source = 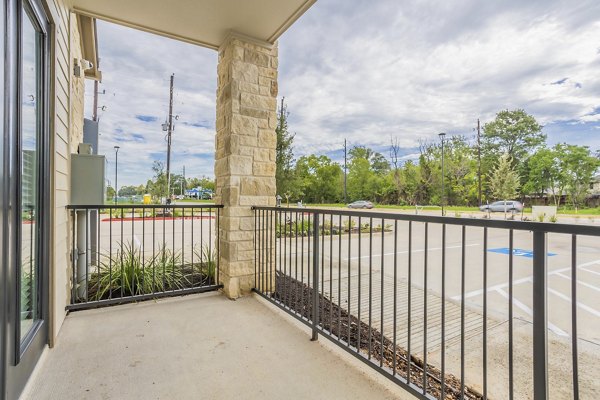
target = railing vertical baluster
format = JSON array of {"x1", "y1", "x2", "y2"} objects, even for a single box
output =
[
  {"x1": 347, "y1": 215, "x2": 352, "y2": 347},
  {"x1": 357, "y1": 215, "x2": 362, "y2": 350},
  {"x1": 292, "y1": 210, "x2": 296, "y2": 308},
  {"x1": 311, "y1": 211, "x2": 320, "y2": 341},
  {"x1": 86, "y1": 211, "x2": 89, "y2": 303},
  {"x1": 338, "y1": 214, "x2": 342, "y2": 339},
  {"x1": 483, "y1": 226, "x2": 488, "y2": 400},
  {"x1": 191, "y1": 208, "x2": 194, "y2": 287},
  {"x1": 329, "y1": 214, "x2": 333, "y2": 333},
  {"x1": 71, "y1": 210, "x2": 77, "y2": 303},
  {"x1": 368, "y1": 217, "x2": 373, "y2": 359},
  {"x1": 182, "y1": 206, "x2": 185, "y2": 282},
  {"x1": 321, "y1": 213, "x2": 325, "y2": 326},
  {"x1": 461, "y1": 225, "x2": 466, "y2": 398},
  {"x1": 110, "y1": 207, "x2": 113, "y2": 299},
  {"x1": 142, "y1": 207, "x2": 146, "y2": 290},
  {"x1": 199, "y1": 208, "x2": 203, "y2": 286},
  {"x1": 380, "y1": 218, "x2": 385, "y2": 367},
  {"x1": 295, "y1": 211, "x2": 299, "y2": 314},
  {"x1": 208, "y1": 208, "x2": 212, "y2": 285},
  {"x1": 407, "y1": 220, "x2": 412, "y2": 384},
  {"x1": 441, "y1": 223, "x2": 446, "y2": 399},
  {"x1": 132, "y1": 207, "x2": 135, "y2": 295},
  {"x1": 422, "y1": 222, "x2": 428, "y2": 394},
  {"x1": 120, "y1": 208, "x2": 124, "y2": 298},
  {"x1": 278, "y1": 210, "x2": 282, "y2": 297},
  {"x1": 301, "y1": 211, "x2": 305, "y2": 319},
  {"x1": 393, "y1": 220, "x2": 398, "y2": 376},
  {"x1": 254, "y1": 210, "x2": 257, "y2": 289},
  {"x1": 260, "y1": 210, "x2": 264, "y2": 292},
  {"x1": 571, "y1": 234, "x2": 579, "y2": 400},
  {"x1": 152, "y1": 207, "x2": 155, "y2": 293},
  {"x1": 284, "y1": 210, "x2": 288, "y2": 298},
  {"x1": 162, "y1": 206, "x2": 166, "y2": 291},
  {"x1": 172, "y1": 206, "x2": 176, "y2": 291},
  {"x1": 217, "y1": 208, "x2": 220, "y2": 285},
  {"x1": 509, "y1": 229, "x2": 514, "y2": 400},
  {"x1": 532, "y1": 230, "x2": 548, "y2": 400}
]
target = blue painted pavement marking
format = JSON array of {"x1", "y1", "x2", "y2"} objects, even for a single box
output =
[{"x1": 488, "y1": 247, "x2": 557, "y2": 258}]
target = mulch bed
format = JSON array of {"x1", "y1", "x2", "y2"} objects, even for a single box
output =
[{"x1": 271, "y1": 273, "x2": 484, "y2": 400}]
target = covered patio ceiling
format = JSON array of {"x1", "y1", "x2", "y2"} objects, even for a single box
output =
[{"x1": 71, "y1": 0, "x2": 316, "y2": 50}]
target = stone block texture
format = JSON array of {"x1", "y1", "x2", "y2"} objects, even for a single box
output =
[{"x1": 215, "y1": 35, "x2": 278, "y2": 298}]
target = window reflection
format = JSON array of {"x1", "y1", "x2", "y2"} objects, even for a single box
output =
[{"x1": 20, "y1": 8, "x2": 40, "y2": 340}]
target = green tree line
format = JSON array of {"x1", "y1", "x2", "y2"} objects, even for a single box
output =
[
  {"x1": 276, "y1": 105, "x2": 600, "y2": 209},
  {"x1": 114, "y1": 161, "x2": 215, "y2": 200}
]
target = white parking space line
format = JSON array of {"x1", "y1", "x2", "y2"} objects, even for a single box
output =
[
  {"x1": 548, "y1": 287, "x2": 600, "y2": 318},
  {"x1": 347, "y1": 243, "x2": 479, "y2": 260},
  {"x1": 580, "y1": 266, "x2": 600, "y2": 277},
  {"x1": 496, "y1": 288, "x2": 569, "y2": 337},
  {"x1": 455, "y1": 258, "x2": 600, "y2": 301},
  {"x1": 555, "y1": 272, "x2": 600, "y2": 293}
]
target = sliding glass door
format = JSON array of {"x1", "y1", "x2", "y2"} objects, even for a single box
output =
[{"x1": 2, "y1": 0, "x2": 49, "y2": 398}]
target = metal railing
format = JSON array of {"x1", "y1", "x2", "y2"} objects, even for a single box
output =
[
  {"x1": 67, "y1": 204, "x2": 222, "y2": 310},
  {"x1": 252, "y1": 206, "x2": 600, "y2": 400}
]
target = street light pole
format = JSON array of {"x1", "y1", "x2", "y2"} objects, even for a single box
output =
[
  {"x1": 114, "y1": 145, "x2": 120, "y2": 204},
  {"x1": 438, "y1": 132, "x2": 446, "y2": 216}
]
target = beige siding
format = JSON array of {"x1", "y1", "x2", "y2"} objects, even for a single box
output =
[{"x1": 45, "y1": 0, "x2": 86, "y2": 345}]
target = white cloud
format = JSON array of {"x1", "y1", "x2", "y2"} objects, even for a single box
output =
[{"x1": 87, "y1": 0, "x2": 600, "y2": 186}]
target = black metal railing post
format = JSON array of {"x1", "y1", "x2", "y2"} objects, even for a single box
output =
[
  {"x1": 311, "y1": 211, "x2": 320, "y2": 341},
  {"x1": 532, "y1": 230, "x2": 548, "y2": 400}
]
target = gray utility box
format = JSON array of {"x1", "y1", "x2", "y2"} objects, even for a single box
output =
[{"x1": 71, "y1": 153, "x2": 105, "y2": 205}]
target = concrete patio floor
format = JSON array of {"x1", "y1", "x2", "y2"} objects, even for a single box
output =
[{"x1": 21, "y1": 292, "x2": 414, "y2": 400}]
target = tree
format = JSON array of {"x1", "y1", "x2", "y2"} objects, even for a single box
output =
[
  {"x1": 295, "y1": 155, "x2": 342, "y2": 203},
  {"x1": 555, "y1": 144, "x2": 600, "y2": 211},
  {"x1": 389, "y1": 137, "x2": 402, "y2": 204},
  {"x1": 523, "y1": 148, "x2": 561, "y2": 205},
  {"x1": 489, "y1": 153, "x2": 520, "y2": 218},
  {"x1": 349, "y1": 146, "x2": 390, "y2": 175},
  {"x1": 150, "y1": 161, "x2": 167, "y2": 199},
  {"x1": 106, "y1": 186, "x2": 116, "y2": 202},
  {"x1": 275, "y1": 98, "x2": 299, "y2": 198},
  {"x1": 482, "y1": 109, "x2": 545, "y2": 194},
  {"x1": 482, "y1": 109, "x2": 545, "y2": 162},
  {"x1": 118, "y1": 185, "x2": 139, "y2": 196}
]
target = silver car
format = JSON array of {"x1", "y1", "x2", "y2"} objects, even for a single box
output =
[
  {"x1": 480, "y1": 200, "x2": 524, "y2": 213},
  {"x1": 348, "y1": 200, "x2": 374, "y2": 209}
]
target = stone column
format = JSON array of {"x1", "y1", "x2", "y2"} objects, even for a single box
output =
[{"x1": 214, "y1": 33, "x2": 278, "y2": 298}]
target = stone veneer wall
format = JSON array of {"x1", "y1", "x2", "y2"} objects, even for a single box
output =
[{"x1": 214, "y1": 35, "x2": 278, "y2": 298}]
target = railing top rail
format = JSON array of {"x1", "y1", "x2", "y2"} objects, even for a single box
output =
[
  {"x1": 67, "y1": 204, "x2": 223, "y2": 210},
  {"x1": 251, "y1": 205, "x2": 600, "y2": 236}
]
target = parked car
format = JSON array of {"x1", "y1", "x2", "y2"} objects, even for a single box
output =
[
  {"x1": 479, "y1": 200, "x2": 524, "y2": 213},
  {"x1": 348, "y1": 200, "x2": 374, "y2": 209}
]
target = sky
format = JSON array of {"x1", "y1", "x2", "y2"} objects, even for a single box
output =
[{"x1": 85, "y1": 0, "x2": 600, "y2": 187}]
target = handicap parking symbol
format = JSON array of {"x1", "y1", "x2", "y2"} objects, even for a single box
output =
[{"x1": 488, "y1": 247, "x2": 556, "y2": 258}]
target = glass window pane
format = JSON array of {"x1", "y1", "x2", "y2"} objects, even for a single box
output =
[{"x1": 20, "y1": 8, "x2": 41, "y2": 340}]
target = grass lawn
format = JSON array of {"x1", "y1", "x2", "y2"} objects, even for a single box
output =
[
  {"x1": 176, "y1": 198, "x2": 214, "y2": 203},
  {"x1": 305, "y1": 203, "x2": 600, "y2": 216}
]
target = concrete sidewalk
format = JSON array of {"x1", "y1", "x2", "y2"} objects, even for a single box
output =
[{"x1": 22, "y1": 292, "x2": 414, "y2": 400}]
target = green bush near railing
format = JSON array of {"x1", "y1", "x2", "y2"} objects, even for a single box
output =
[{"x1": 86, "y1": 242, "x2": 217, "y2": 301}]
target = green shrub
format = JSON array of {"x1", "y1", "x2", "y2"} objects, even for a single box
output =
[
  {"x1": 194, "y1": 244, "x2": 216, "y2": 279},
  {"x1": 90, "y1": 242, "x2": 184, "y2": 300},
  {"x1": 111, "y1": 208, "x2": 124, "y2": 219},
  {"x1": 537, "y1": 213, "x2": 546, "y2": 222}
]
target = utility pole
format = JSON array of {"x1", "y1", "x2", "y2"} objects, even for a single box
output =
[
  {"x1": 344, "y1": 139, "x2": 348, "y2": 203},
  {"x1": 165, "y1": 73, "x2": 175, "y2": 200},
  {"x1": 182, "y1": 165, "x2": 186, "y2": 196},
  {"x1": 477, "y1": 118, "x2": 482, "y2": 206}
]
